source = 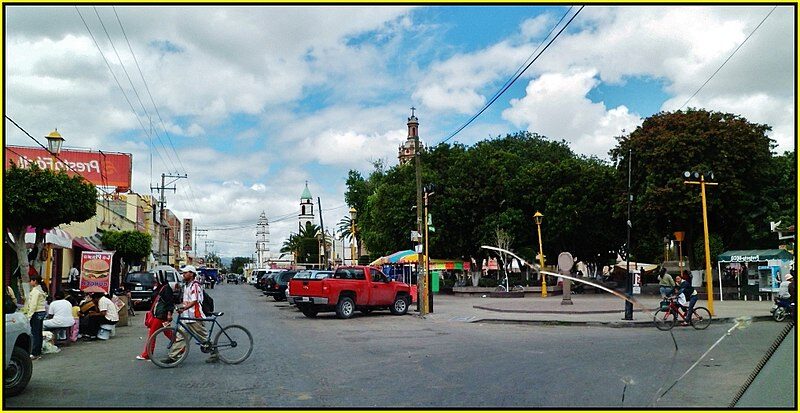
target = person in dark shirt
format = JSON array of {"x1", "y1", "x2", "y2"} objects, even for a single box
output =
[{"x1": 136, "y1": 273, "x2": 175, "y2": 360}]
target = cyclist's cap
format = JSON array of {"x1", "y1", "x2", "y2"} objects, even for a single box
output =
[{"x1": 180, "y1": 265, "x2": 198, "y2": 274}]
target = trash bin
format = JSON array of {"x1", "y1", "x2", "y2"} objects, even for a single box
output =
[{"x1": 431, "y1": 271, "x2": 440, "y2": 293}]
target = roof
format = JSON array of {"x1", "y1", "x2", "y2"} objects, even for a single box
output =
[
  {"x1": 717, "y1": 249, "x2": 794, "y2": 262},
  {"x1": 301, "y1": 182, "x2": 312, "y2": 200}
]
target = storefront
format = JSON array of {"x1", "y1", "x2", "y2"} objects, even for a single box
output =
[{"x1": 717, "y1": 249, "x2": 794, "y2": 299}]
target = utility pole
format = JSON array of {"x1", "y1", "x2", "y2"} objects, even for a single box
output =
[
  {"x1": 150, "y1": 172, "x2": 187, "y2": 265},
  {"x1": 624, "y1": 148, "x2": 634, "y2": 320},
  {"x1": 194, "y1": 228, "x2": 208, "y2": 255},
  {"x1": 424, "y1": 188, "x2": 435, "y2": 313},
  {"x1": 412, "y1": 106, "x2": 426, "y2": 315},
  {"x1": 318, "y1": 197, "x2": 328, "y2": 269}
]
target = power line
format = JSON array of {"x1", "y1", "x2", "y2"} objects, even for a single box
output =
[
  {"x1": 677, "y1": 6, "x2": 777, "y2": 111},
  {"x1": 438, "y1": 6, "x2": 585, "y2": 145},
  {"x1": 5, "y1": 116, "x2": 114, "y2": 197},
  {"x1": 74, "y1": 6, "x2": 175, "y2": 177},
  {"x1": 110, "y1": 6, "x2": 203, "y2": 219}
]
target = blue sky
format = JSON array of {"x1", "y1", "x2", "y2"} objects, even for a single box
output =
[{"x1": 5, "y1": 5, "x2": 794, "y2": 257}]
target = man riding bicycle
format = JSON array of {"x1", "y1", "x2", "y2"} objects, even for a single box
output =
[{"x1": 672, "y1": 272, "x2": 698, "y2": 326}]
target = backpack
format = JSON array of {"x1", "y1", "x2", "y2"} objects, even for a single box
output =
[{"x1": 201, "y1": 290, "x2": 214, "y2": 316}]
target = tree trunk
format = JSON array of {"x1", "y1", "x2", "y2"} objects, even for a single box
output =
[{"x1": 7, "y1": 226, "x2": 32, "y2": 300}]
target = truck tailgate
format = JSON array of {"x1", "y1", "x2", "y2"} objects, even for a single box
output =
[{"x1": 289, "y1": 279, "x2": 326, "y2": 297}]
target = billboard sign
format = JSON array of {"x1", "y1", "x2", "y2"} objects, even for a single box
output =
[
  {"x1": 79, "y1": 251, "x2": 114, "y2": 293},
  {"x1": 5, "y1": 145, "x2": 132, "y2": 190},
  {"x1": 183, "y1": 218, "x2": 193, "y2": 251}
]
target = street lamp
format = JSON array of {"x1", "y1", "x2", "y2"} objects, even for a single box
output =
[
  {"x1": 349, "y1": 207, "x2": 357, "y2": 266},
  {"x1": 45, "y1": 129, "x2": 64, "y2": 156},
  {"x1": 534, "y1": 211, "x2": 547, "y2": 298},
  {"x1": 683, "y1": 171, "x2": 718, "y2": 315}
]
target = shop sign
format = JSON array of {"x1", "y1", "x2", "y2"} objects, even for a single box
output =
[
  {"x1": 183, "y1": 219, "x2": 192, "y2": 251},
  {"x1": 731, "y1": 255, "x2": 760, "y2": 262},
  {"x1": 5, "y1": 145, "x2": 132, "y2": 190},
  {"x1": 79, "y1": 251, "x2": 114, "y2": 293}
]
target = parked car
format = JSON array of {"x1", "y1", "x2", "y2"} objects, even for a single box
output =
[
  {"x1": 289, "y1": 266, "x2": 411, "y2": 319},
  {"x1": 151, "y1": 265, "x2": 183, "y2": 301},
  {"x1": 4, "y1": 306, "x2": 32, "y2": 397},
  {"x1": 264, "y1": 271, "x2": 298, "y2": 301},
  {"x1": 287, "y1": 270, "x2": 333, "y2": 304},
  {"x1": 123, "y1": 271, "x2": 157, "y2": 309},
  {"x1": 226, "y1": 273, "x2": 240, "y2": 284}
]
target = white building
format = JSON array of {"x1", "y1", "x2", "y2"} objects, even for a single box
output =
[{"x1": 256, "y1": 211, "x2": 270, "y2": 268}]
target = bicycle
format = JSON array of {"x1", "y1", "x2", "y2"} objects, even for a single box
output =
[
  {"x1": 147, "y1": 311, "x2": 253, "y2": 368},
  {"x1": 495, "y1": 279, "x2": 525, "y2": 293},
  {"x1": 653, "y1": 296, "x2": 712, "y2": 331}
]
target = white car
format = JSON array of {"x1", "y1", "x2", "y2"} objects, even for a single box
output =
[{"x1": 4, "y1": 308, "x2": 32, "y2": 397}]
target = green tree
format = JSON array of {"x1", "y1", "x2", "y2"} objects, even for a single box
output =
[
  {"x1": 4, "y1": 163, "x2": 96, "y2": 295},
  {"x1": 280, "y1": 222, "x2": 322, "y2": 265},
  {"x1": 609, "y1": 108, "x2": 782, "y2": 266},
  {"x1": 230, "y1": 256, "x2": 252, "y2": 274}
]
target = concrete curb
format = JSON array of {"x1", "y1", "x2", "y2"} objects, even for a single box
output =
[
  {"x1": 470, "y1": 315, "x2": 775, "y2": 328},
  {"x1": 472, "y1": 305, "x2": 653, "y2": 314}
]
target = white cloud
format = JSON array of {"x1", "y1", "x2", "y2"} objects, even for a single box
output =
[{"x1": 502, "y1": 69, "x2": 642, "y2": 157}]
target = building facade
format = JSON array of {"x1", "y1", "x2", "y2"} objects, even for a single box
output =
[
  {"x1": 398, "y1": 108, "x2": 422, "y2": 165},
  {"x1": 256, "y1": 211, "x2": 271, "y2": 268}
]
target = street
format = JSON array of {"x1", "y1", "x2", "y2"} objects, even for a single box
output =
[{"x1": 6, "y1": 283, "x2": 792, "y2": 408}]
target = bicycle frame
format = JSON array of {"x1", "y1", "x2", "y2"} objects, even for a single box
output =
[
  {"x1": 170, "y1": 314, "x2": 220, "y2": 346},
  {"x1": 667, "y1": 300, "x2": 693, "y2": 322}
]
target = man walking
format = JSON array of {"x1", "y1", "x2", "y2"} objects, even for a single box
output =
[{"x1": 162, "y1": 265, "x2": 218, "y2": 364}]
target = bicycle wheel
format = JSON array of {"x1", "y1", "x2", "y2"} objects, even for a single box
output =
[
  {"x1": 147, "y1": 326, "x2": 190, "y2": 368},
  {"x1": 653, "y1": 309, "x2": 676, "y2": 331},
  {"x1": 690, "y1": 307, "x2": 712, "y2": 330},
  {"x1": 213, "y1": 325, "x2": 253, "y2": 364}
]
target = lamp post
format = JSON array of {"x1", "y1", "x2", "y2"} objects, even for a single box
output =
[
  {"x1": 534, "y1": 211, "x2": 547, "y2": 298},
  {"x1": 683, "y1": 171, "x2": 718, "y2": 315},
  {"x1": 674, "y1": 231, "x2": 685, "y2": 277},
  {"x1": 349, "y1": 207, "x2": 357, "y2": 266},
  {"x1": 43, "y1": 129, "x2": 65, "y2": 293}
]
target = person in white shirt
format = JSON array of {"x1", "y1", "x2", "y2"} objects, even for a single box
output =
[
  {"x1": 68, "y1": 265, "x2": 80, "y2": 289},
  {"x1": 78, "y1": 292, "x2": 119, "y2": 339},
  {"x1": 778, "y1": 274, "x2": 792, "y2": 299},
  {"x1": 43, "y1": 290, "x2": 74, "y2": 329}
]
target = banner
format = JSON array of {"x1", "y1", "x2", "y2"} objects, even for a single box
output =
[
  {"x1": 79, "y1": 251, "x2": 114, "y2": 293},
  {"x1": 183, "y1": 218, "x2": 193, "y2": 251},
  {"x1": 5, "y1": 145, "x2": 132, "y2": 191}
]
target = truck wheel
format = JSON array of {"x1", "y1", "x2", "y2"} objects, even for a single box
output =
[
  {"x1": 300, "y1": 307, "x2": 318, "y2": 318},
  {"x1": 4, "y1": 346, "x2": 33, "y2": 397},
  {"x1": 336, "y1": 297, "x2": 355, "y2": 319},
  {"x1": 390, "y1": 295, "x2": 409, "y2": 315}
]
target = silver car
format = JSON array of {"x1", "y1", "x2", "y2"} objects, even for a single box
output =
[{"x1": 4, "y1": 308, "x2": 32, "y2": 397}]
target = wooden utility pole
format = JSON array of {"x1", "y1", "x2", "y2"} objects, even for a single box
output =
[{"x1": 413, "y1": 106, "x2": 427, "y2": 316}]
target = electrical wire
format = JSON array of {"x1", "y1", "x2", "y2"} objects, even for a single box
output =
[
  {"x1": 438, "y1": 6, "x2": 584, "y2": 145},
  {"x1": 677, "y1": 6, "x2": 777, "y2": 111}
]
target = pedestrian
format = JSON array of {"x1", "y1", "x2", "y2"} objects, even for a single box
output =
[
  {"x1": 657, "y1": 268, "x2": 675, "y2": 298},
  {"x1": 137, "y1": 272, "x2": 175, "y2": 360},
  {"x1": 22, "y1": 276, "x2": 47, "y2": 360},
  {"x1": 43, "y1": 290, "x2": 74, "y2": 330},
  {"x1": 68, "y1": 264, "x2": 80, "y2": 290},
  {"x1": 161, "y1": 265, "x2": 218, "y2": 364},
  {"x1": 78, "y1": 292, "x2": 119, "y2": 339}
]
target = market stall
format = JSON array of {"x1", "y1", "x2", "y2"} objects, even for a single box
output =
[{"x1": 717, "y1": 249, "x2": 794, "y2": 299}]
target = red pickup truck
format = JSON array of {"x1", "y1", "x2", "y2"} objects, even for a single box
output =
[{"x1": 288, "y1": 266, "x2": 412, "y2": 319}]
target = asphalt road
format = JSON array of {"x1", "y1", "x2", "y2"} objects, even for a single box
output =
[{"x1": 6, "y1": 283, "x2": 794, "y2": 408}]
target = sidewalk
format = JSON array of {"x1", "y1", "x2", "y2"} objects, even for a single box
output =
[{"x1": 421, "y1": 293, "x2": 776, "y2": 327}]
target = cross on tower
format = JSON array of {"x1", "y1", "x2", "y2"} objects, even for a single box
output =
[{"x1": 411, "y1": 106, "x2": 416, "y2": 117}]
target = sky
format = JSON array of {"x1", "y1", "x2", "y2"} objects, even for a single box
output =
[{"x1": 4, "y1": 5, "x2": 795, "y2": 259}]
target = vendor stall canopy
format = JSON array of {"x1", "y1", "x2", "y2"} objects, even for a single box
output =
[{"x1": 717, "y1": 249, "x2": 794, "y2": 262}]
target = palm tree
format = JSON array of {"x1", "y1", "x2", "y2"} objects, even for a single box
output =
[
  {"x1": 280, "y1": 222, "x2": 323, "y2": 265},
  {"x1": 337, "y1": 215, "x2": 361, "y2": 258},
  {"x1": 279, "y1": 234, "x2": 301, "y2": 260}
]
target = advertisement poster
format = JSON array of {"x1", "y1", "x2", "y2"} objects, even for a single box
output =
[
  {"x1": 5, "y1": 145, "x2": 132, "y2": 191},
  {"x1": 79, "y1": 251, "x2": 114, "y2": 293}
]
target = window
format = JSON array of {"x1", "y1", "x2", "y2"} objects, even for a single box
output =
[
  {"x1": 371, "y1": 269, "x2": 388, "y2": 283},
  {"x1": 334, "y1": 268, "x2": 365, "y2": 280}
]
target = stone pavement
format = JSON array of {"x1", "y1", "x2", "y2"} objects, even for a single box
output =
[{"x1": 421, "y1": 293, "x2": 776, "y2": 326}]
